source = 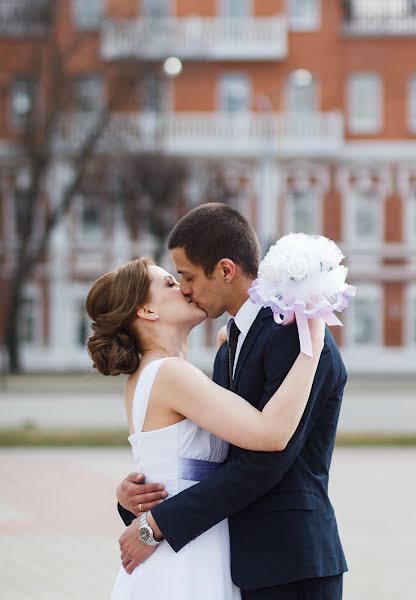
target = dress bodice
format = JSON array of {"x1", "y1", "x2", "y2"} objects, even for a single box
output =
[{"x1": 127, "y1": 358, "x2": 228, "y2": 498}]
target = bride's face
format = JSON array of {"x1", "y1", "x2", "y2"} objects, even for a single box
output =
[{"x1": 145, "y1": 265, "x2": 206, "y2": 328}]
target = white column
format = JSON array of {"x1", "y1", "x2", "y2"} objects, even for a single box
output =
[
  {"x1": 47, "y1": 162, "x2": 75, "y2": 369},
  {"x1": 112, "y1": 204, "x2": 131, "y2": 267},
  {"x1": 255, "y1": 158, "x2": 280, "y2": 254}
]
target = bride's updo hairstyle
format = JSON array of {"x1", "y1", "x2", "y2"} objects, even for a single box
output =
[{"x1": 86, "y1": 257, "x2": 154, "y2": 376}]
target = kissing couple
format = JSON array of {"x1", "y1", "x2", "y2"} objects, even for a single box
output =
[{"x1": 86, "y1": 203, "x2": 348, "y2": 600}]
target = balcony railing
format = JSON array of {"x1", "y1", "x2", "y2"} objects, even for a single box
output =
[
  {"x1": 52, "y1": 111, "x2": 344, "y2": 158},
  {"x1": 101, "y1": 17, "x2": 287, "y2": 61},
  {"x1": 0, "y1": 0, "x2": 53, "y2": 37},
  {"x1": 343, "y1": 0, "x2": 416, "y2": 35}
]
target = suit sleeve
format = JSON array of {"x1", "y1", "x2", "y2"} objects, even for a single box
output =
[
  {"x1": 151, "y1": 325, "x2": 337, "y2": 552},
  {"x1": 118, "y1": 502, "x2": 136, "y2": 526}
]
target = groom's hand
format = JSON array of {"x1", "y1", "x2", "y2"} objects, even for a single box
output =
[
  {"x1": 117, "y1": 473, "x2": 168, "y2": 516},
  {"x1": 119, "y1": 518, "x2": 157, "y2": 573}
]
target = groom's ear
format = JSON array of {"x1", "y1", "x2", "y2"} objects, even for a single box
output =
[{"x1": 218, "y1": 258, "x2": 236, "y2": 283}]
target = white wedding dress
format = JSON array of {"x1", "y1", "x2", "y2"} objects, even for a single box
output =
[{"x1": 112, "y1": 358, "x2": 241, "y2": 600}]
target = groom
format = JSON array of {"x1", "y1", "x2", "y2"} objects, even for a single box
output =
[{"x1": 117, "y1": 203, "x2": 348, "y2": 599}]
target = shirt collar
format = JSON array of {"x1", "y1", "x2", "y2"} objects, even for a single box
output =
[{"x1": 227, "y1": 298, "x2": 262, "y2": 340}]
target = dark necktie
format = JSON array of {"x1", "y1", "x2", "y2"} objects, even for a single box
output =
[{"x1": 228, "y1": 320, "x2": 240, "y2": 390}]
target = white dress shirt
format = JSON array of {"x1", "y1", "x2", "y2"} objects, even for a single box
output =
[{"x1": 226, "y1": 299, "x2": 262, "y2": 377}]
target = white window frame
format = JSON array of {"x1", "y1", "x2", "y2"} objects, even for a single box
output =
[
  {"x1": 285, "y1": 70, "x2": 319, "y2": 113},
  {"x1": 404, "y1": 184, "x2": 416, "y2": 246},
  {"x1": 218, "y1": 73, "x2": 251, "y2": 114},
  {"x1": 405, "y1": 284, "x2": 416, "y2": 347},
  {"x1": 287, "y1": 0, "x2": 321, "y2": 31},
  {"x1": 285, "y1": 186, "x2": 322, "y2": 235},
  {"x1": 343, "y1": 187, "x2": 384, "y2": 246},
  {"x1": 10, "y1": 76, "x2": 37, "y2": 130},
  {"x1": 72, "y1": 74, "x2": 105, "y2": 112},
  {"x1": 408, "y1": 74, "x2": 416, "y2": 134},
  {"x1": 347, "y1": 72, "x2": 383, "y2": 134},
  {"x1": 20, "y1": 284, "x2": 43, "y2": 347},
  {"x1": 397, "y1": 165, "x2": 416, "y2": 249},
  {"x1": 73, "y1": 0, "x2": 103, "y2": 30},
  {"x1": 74, "y1": 195, "x2": 105, "y2": 243},
  {"x1": 141, "y1": 72, "x2": 168, "y2": 113},
  {"x1": 282, "y1": 164, "x2": 328, "y2": 236},
  {"x1": 344, "y1": 283, "x2": 383, "y2": 348}
]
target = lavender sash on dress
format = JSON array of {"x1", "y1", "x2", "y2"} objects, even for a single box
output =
[{"x1": 178, "y1": 457, "x2": 222, "y2": 481}]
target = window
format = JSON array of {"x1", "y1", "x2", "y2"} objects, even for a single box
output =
[
  {"x1": 19, "y1": 291, "x2": 41, "y2": 346},
  {"x1": 351, "y1": 298, "x2": 378, "y2": 345},
  {"x1": 288, "y1": 0, "x2": 320, "y2": 30},
  {"x1": 142, "y1": 0, "x2": 170, "y2": 18},
  {"x1": 408, "y1": 74, "x2": 416, "y2": 133},
  {"x1": 347, "y1": 189, "x2": 381, "y2": 243},
  {"x1": 286, "y1": 70, "x2": 317, "y2": 113},
  {"x1": 348, "y1": 73, "x2": 383, "y2": 134},
  {"x1": 10, "y1": 77, "x2": 37, "y2": 129},
  {"x1": 221, "y1": 0, "x2": 251, "y2": 17},
  {"x1": 348, "y1": 286, "x2": 382, "y2": 347},
  {"x1": 142, "y1": 74, "x2": 166, "y2": 112},
  {"x1": 72, "y1": 75, "x2": 104, "y2": 111},
  {"x1": 405, "y1": 186, "x2": 416, "y2": 243},
  {"x1": 219, "y1": 74, "x2": 250, "y2": 114},
  {"x1": 287, "y1": 188, "x2": 319, "y2": 234},
  {"x1": 73, "y1": 0, "x2": 103, "y2": 29},
  {"x1": 79, "y1": 197, "x2": 103, "y2": 239}
]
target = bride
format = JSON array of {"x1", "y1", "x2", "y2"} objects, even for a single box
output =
[{"x1": 86, "y1": 257, "x2": 325, "y2": 600}]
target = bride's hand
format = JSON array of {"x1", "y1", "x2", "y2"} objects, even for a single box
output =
[{"x1": 216, "y1": 325, "x2": 228, "y2": 348}]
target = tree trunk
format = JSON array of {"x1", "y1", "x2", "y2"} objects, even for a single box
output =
[{"x1": 5, "y1": 276, "x2": 24, "y2": 373}]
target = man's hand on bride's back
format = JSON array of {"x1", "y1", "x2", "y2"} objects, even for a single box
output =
[{"x1": 117, "y1": 472, "x2": 168, "y2": 516}]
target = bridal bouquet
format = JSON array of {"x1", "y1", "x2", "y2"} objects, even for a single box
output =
[{"x1": 248, "y1": 233, "x2": 356, "y2": 356}]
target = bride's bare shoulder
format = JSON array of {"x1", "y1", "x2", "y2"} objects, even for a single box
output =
[{"x1": 158, "y1": 357, "x2": 202, "y2": 384}]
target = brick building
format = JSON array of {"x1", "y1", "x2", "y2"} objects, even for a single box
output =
[{"x1": 1, "y1": 0, "x2": 416, "y2": 373}]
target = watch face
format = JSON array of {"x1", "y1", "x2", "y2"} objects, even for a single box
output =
[{"x1": 140, "y1": 526, "x2": 151, "y2": 543}]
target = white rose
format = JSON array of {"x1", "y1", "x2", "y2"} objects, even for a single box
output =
[{"x1": 287, "y1": 257, "x2": 309, "y2": 282}]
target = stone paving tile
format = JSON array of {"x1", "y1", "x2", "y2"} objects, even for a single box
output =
[{"x1": 0, "y1": 448, "x2": 415, "y2": 599}]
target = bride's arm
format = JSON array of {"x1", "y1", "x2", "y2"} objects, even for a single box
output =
[{"x1": 158, "y1": 319, "x2": 325, "y2": 452}]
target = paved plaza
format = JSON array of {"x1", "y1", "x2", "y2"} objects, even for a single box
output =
[{"x1": 0, "y1": 447, "x2": 415, "y2": 600}]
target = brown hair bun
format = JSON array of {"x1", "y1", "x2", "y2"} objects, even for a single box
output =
[{"x1": 85, "y1": 257, "x2": 153, "y2": 376}]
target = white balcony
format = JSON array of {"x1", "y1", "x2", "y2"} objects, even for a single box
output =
[
  {"x1": 0, "y1": 0, "x2": 52, "y2": 37},
  {"x1": 101, "y1": 16, "x2": 288, "y2": 61},
  {"x1": 52, "y1": 111, "x2": 344, "y2": 158},
  {"x1": 343, "y1": 0, "x2": 416, "y2": 36}
]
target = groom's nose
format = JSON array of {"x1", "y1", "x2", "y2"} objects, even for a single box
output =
[{"x1": 180, "y1": 280, "x2": 191, "y2": 296}]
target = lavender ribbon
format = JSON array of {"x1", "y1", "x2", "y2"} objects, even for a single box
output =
[
  {"x1": 178, "y1": 458, "x2": 222, "y2": 482},
  {"x1": 249, "y1": 281, "x2": 356, "y2": 358}
]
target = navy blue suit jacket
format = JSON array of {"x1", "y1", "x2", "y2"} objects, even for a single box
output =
[{"x1": 119, "y1": 308, "x2": 348, "y2": 590}]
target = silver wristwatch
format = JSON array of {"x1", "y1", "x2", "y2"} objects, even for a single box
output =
[{"x1": 139, "y1": 512, "x2": 161, "y2": 546}]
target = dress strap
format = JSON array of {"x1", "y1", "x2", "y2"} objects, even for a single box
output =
[{"x1": 132, "y1": 358, "x2": 169, "y2": 434}]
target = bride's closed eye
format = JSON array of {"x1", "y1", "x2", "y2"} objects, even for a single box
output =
[{"x1": 166, "y1": 276, "x2": 179, "y2": 288}]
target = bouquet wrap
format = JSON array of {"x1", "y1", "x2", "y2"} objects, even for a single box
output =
[{"x1": 248, "y1": 233, "x2": 356, "y2": 357}]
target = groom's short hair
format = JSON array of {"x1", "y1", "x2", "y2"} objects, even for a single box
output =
[{"x1": 168, "y1": 203, "x2": 260, "y2": 279}]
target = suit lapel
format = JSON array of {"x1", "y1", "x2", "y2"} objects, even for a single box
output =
[{"x1": 232, "y1": 307, "x2": 270, "y2": 391}]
